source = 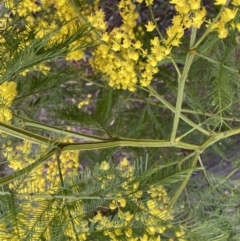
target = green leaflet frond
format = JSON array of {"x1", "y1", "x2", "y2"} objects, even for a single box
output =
[
  {"x1": 0, "y1": 155, "x2": 186, "y2": 240},
  {"x1": 15, "y1": 68, "x2": 80, "y2": 101},
  {"x1": 230, "y1": 151, "x2": 240, "y2": 170},
  {"x1": 198, "y1": 39, "x2": 240, "y2": 131},
  {"x1": 188, "y1": 222, "x2": 231, "y2": 241},
  {"x1": 55, "y1": 104, "x2": 105, "y2": 131},
  {"x1": 1, "y1": 147, "x2": 238, "y2": 240},
  {"x1": 0, "y1": 194, "x2": 19, "y2": 239},
  {"x1": 93, "y1": 88, "x2": 122, "y2": 132},
  {"x1": 185, "y1": 34, "x2": 240, "y2": 134},
  {"x1": 21, "y1": 199, "x2": 61, "y2": 240},
  {"x1": 132, "y1": 159, "x2": 199, "y2": 188},
  {"x1": 54, "y1": 88, "x2": 124, "y2": 136},
  {"x1": 196, "y1": 34, "x2": 221, "y2": 58},
  {"x1": 173, "y1": 172, "x2": 240, "y2": 240},
  {"x1": 210, "y1": 67, "x2": 233, "y2": 112},
  {"x1": 147, "y1": 105, "x2": 165, "y2": 136},
  {"x1": 206, "y1": 66, "x2": 236, "y2": 130},
  {"x1": 0, "y1": 21, "x2": 91, "y2": 83}
]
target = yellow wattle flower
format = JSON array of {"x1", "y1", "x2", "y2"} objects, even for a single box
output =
[
  {"x1": 0, "y1": 107, "x2": 12, "y2": 123},
  {"x1": 0, "y1": 81, "x2": 17, "y2": 123},
  {"x1": 214, "y1": 0, "x2": 227, "y2": 5},
  {"x1": 0, "y1": 81, "x2": 17, "y2": 106},
  {"x1": 145, "y1": 21, "x2": 155, "y2": 32},
  {"x1": 232, "y1": 0, "x2": 240, "y2": 6}
]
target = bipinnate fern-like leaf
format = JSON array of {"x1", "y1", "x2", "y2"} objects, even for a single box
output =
[
  {"x1": 0, "y1": 155, "x2": 190, "y2": 240},
  {"x1": 173, "y1": 171, "x2": 240, "y2": 241},
  {"x1": 0, "y1": 18, "x2": 90, "y2": 84},
  {"x1": 55, "y1": 89, "x2": 123, "y2": 137},
  {"x1": 0, "y1": 152, "x2": 239, "y2": 241},
  {"x1": 210, "y1": 66, "x2": 235, "y2": 113},
  {"x1": 55, "y1": 104, "x2": 103, "y2": 130}
]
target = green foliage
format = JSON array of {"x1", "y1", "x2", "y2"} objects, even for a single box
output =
[{"x1": 1, "y1": 0, "x2": 240, "y2": 240}]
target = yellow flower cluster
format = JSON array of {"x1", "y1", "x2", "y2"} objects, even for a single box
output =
[
  {"x1": 8, "y1": 0, "x2": 99, "y2": 62},
  {"x1": 16, "y1": 0, "x2": 41, "y2": 17},
  {"x1": 20, "y1": 63, "x2": 51, "y2": 76},
  {"x1": 136, "y1": 0, "x2": 154, "y2": 6},
  {"x1": 211, "y1": 1, "x2": 240, "y2": 38},
  {"x1": 6, "y1": 141, "x2": 47, "y2": 199},
  {"x1": 89, "y1": 0, "x2": 170, "y2": 91},
  {"x1": 168, "y1": 0, "x2": 206, "y2": 45},
  {"x1": 5, "y1": 137, "x2": 80, "y2": 239},
  {"x1": 7, "y1": 138, "x2": 79, "y2": 193},
  {"x1": 167, "y1": 0, "x2": 240, "y2": 41},
  {"x1": 65, "y1": 211, "x2": 89, "y2": 241},
  {"x1": 90, "y1": 0, "x2": 232, "y2": 91},
  {"x1": 91, "y1": 158, "x2": 186, "y2": 241},
  {"x1": 78, "y1": 94, "x2": 92, "y2": 109},
  {"x1": 4, "y1": 150, "x2": 187, "y2": 241},
  {"x1": 89, "y1": 2, "x2": 140, "y2": 91},
  {"x1": 5, "y1": 0, "x2": 240, "y2": 92},
  {"x1": 52, "y1": 0, "x2": 91, "y2": 60},
  {"x1": 0, "y1": 81, "x2": 17, "y2": 123},
  {"x1": 98, "y1": 160, "x2": 115, "y2": 189}
]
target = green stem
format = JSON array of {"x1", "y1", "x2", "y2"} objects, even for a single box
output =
[
  {"x1": 129, "y1": 98, "x2": 240, "y2": 123},
  {"x1": 147, "y1": 86, "x2": 210, "y2": 136},
  {"x1": 2, "y1": 192, "x2": 118, "y2": 200},
  {"x1": 170, "y1": 52, "x2": 195, "y2": 143},
  {"x1": 168, "y1": 151, "x2": 200, "y2": 209},
  {"x1": 190, "y1": 26, "x2": 197, "y2": 48},
  {"x1": 175, "y1": 124, "x2": 204, "y2": 142},
  {"x1": 201, "y1": 127, "x2": 240, "y2": 150},
  {"x1": 193, "y1": 5, "x2": 225, "y2": 49},
  {"x1": 0, "y1": 121, "x2": 55, "y2": 145},
  {"x1": 176, "y1": 100, "x2": 240, "y2": 141},
  {"x1": 59, "y1": 137, "x2": 201, "y2": 152},
  {"x1": 198, "y1": 155, "x2": 211, "y2": 186},
  {"x1": 170, "y1": 57, "x2": 181, "y2": 81},
  {"x1": 147, "y1": 1, "x2": 165, "y2": 44},
  {"x1": 13, "y1": 114, "x2": 107, "y2": 142},
  {"x1": 56, "y1": 148, "x2": 65, "y2": 187},
  {"x1": 55, "y1": 145, "x2": 79, "y2": 241},
  {"x1": 224, "y1": 168, "x2": 239, "y2": 179},
  {"x1": 181, "y1": 108, "x2": 240, "y2": 122},
  {"x1": 178, "y1": 151, "x2": 196, "y2": 167},
  {"x1": 195, "y1": 52, "x2": 238, "y2": 72},
  {"x1": 200, "y1": 133, "x2": 221, "y2": 150}
]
